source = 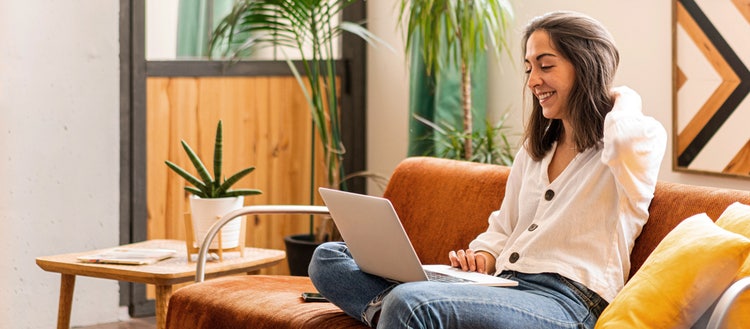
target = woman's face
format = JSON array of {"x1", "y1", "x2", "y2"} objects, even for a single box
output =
[{"x1": 524, "y1": 30, "x2": 576, "y2": 121}]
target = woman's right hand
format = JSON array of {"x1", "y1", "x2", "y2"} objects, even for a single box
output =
[{"x1": 448, "y1": 249, "x2": 496, "y2": 275}]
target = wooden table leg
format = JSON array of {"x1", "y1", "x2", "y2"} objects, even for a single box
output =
[
  {"x1": 57, "y1": 274, "x2": 76, "y2": 329},
  {"x1": 155, "y1": 284, "x2": 173, "y2": 329}
]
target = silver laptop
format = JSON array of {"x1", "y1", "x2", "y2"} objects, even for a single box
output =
[{"x1": 318, "y1": 187, "x2": 517, "y2": 287}]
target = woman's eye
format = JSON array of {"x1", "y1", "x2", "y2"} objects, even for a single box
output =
[{"x1": 525, "y1": 65, "x2": 553, "y2": 74}]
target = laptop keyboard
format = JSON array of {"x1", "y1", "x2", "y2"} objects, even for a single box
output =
[{"x1": 425, "y1": 270, "x2": 474, "y2": 283}]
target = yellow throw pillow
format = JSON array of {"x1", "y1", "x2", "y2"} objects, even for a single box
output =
[
  {"x1": 715, "y1": 202, "x2": 750, "y2": 328},
  {"x1": 716, "y1": 202, "x2": 750, "y2": 231},
  {"x1": 595, "y1": 213, "x2": 750, "y2": 329}
]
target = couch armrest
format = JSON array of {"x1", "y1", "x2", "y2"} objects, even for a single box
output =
[
  {"x1": 705, "y1": 276, "x2": 750, "y2": 329},
  {"x1": 195, "y1": 205, "x2": 330, "y2": 282}
]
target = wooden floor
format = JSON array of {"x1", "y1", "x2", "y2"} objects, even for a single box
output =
[
  {"x1": 74, "y1": 318, "x2": 155, "y2": 329},
  {"x1": 73, "y1": 308, "x2": 155, "y2": 329}
]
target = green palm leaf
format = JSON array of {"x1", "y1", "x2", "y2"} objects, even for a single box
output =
[
  {"x1": 208, "y1": 0, "x2": 382, "y2": 190},
  {"x1": 399, "y1": 0, "x2": 513, "y2": 159},
  {"x1": 399, "y1": 0, "x2": 513, "y2": 77},
  {"x1": 208, "y1": 0, "x2": 383, "y2": 239}
]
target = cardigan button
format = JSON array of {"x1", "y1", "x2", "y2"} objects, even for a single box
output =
[
  {"x1": 528, "y1": 224, "x2": 538, "y2": 231},
  {"x1": 544, "y1": 189, "x2": 555, "y2": 201},
  {"x1": 509, "y1": 252, "x2": 520, "y2": 263}
]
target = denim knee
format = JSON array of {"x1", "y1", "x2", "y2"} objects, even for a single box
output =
[
  {"x1": 379, "y1": 282, "x2": 442, "y2": 328},
  {"x1": 308, "y1": 241, "x2": 347, "y2": 284}
]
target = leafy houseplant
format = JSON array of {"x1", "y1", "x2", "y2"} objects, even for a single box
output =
[
  {"x1": 208, "y1": 0, "x2": 381, "y2": 242},
  {"x1": 399, "y1": 0, "x2": 513, "y2": 159},
  {"x1": 414, "y1": 112, "x2": 515, "y2": 166},
  {"x1": 208, "y1": 0, "x2": 384, "y2": 275},
  {"x1": 165, "y1": 120, "x2": 262, "y2": 249}
]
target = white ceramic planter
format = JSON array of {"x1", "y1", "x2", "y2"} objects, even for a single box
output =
[{"x1": 189, "y1": 196, "x2": 244, "y2": 249}]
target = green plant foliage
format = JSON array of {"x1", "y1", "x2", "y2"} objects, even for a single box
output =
[
  {"x1": 208, "y1": 0, "x2": 387, "y2": 240},
  {"x1": 208, "y1": 0, "x2": 385, "y2": 191},
  {"x1": 398, "y1": 0, "x2": 513, "y2": 77},
  {"x1": 414, "y1": 112, "x2": 515, "y2": 166},
  {"x1": 165, "y1": 120, "x2": 263, "y2": 199},
  {"x1": 398, "y1": 0, "x2": 514, "y2": 159}
]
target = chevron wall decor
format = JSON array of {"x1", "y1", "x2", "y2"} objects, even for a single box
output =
[{"x1": 674, "y1": 0, "x2": 750, "y2": 178}]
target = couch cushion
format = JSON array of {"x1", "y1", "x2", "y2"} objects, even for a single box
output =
[
  {"x1": 166, "y1": 275, "x2": 366, "y2": 329},
  {"x1": 383, "y1": 157, "x2": 509, "y2": 265},
  {"x1": 631, "y1": 181, "x2": 750, "y2": 278},
  {"x1": 595, "y1": 213, "x2": 750, "y2": 328},
  {"x1": 714, "y1": 202, "x2": 750, "y2": 328}
]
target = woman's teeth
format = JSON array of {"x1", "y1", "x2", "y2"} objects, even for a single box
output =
[{"x1": 538, "y1": 91, "x2": 555, "y2": 100}]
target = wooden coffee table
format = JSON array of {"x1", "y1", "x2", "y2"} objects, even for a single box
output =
[{"x1": 36, "y1": 239, "x2": 285, "y2": 329}]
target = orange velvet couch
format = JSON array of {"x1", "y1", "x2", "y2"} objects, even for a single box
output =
[{"x1": 165, "y1": 156, "x2": 750, "y2": 329}]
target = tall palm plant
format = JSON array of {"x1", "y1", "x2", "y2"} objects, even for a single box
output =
[
  {"x1": 208, "y1": 0, "x2": 381, "y2": 241},
  {"x1": 399, "y1": 0, "x2": 513, "y2": 159}
]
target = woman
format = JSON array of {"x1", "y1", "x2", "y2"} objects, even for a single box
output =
[{"x1": 309, "y1": 11, "x2": 667, "y2": 328}]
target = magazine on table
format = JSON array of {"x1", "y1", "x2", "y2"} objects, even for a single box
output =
[{"x1": 77, "y1": 248, "x2": 177, "y2": 265}]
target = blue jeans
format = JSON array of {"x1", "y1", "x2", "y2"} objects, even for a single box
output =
[{"x1": 308, "y1": 242, "x2": 608, "y2": 329}]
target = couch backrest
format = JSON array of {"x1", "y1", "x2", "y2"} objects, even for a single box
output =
[
  {"x1": 383, "y1": 157, "x2": 509, "y2": 264},
  {"x1": 631, "y1": 181, "x2": 750, "y2": 278},
  {"x1": 384, "y1": 156, "x2": 750, "y2": 280}
]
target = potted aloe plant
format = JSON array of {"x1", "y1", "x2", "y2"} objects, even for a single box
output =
[{"x1": 165, "y1": 120, "x2": 262, "y2": 250}]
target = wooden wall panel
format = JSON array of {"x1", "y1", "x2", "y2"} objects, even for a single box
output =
[{"x1": 146, "y1": 76, "x2": 328, "y2": 275}]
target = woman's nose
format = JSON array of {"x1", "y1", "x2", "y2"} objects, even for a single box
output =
[{"x1": 527, "y1": 70, "x2": 541, "y2": 89}]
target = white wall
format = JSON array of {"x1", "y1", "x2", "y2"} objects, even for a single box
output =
[
  {"x1": 0, "y1": 1, "x2": 121, "y2": 328},
  {"x1": 366, "y1": 0, "x2": 409, "y2": 190},
  {"x1": 367, "y1": 0, "x2": 750, "y2": 192}
]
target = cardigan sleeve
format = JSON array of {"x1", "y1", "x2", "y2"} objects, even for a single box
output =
[{"x1": 601, "y1": 86, "x2": 667, "y2": 217}]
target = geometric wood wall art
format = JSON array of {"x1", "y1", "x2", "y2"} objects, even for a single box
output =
[{"x1": 674, "y1": 0, "x2": 750, "y2": 178}]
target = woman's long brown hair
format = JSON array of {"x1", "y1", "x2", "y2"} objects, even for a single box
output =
[{"x1": 521, "y1": 11, "x2": 620, "y2": 161}]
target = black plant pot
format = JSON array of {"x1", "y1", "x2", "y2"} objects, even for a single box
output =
[{"x1": 283, "y1": 234, "x2": 321, "y2": 276}]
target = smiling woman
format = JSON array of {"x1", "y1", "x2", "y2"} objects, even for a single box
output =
[
  {"x1": 521, "y1": 11, "x2": 621, "y2": 162},
  {"x1": 307, "y1": 11, "x2": 667, "y2": 329}
]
